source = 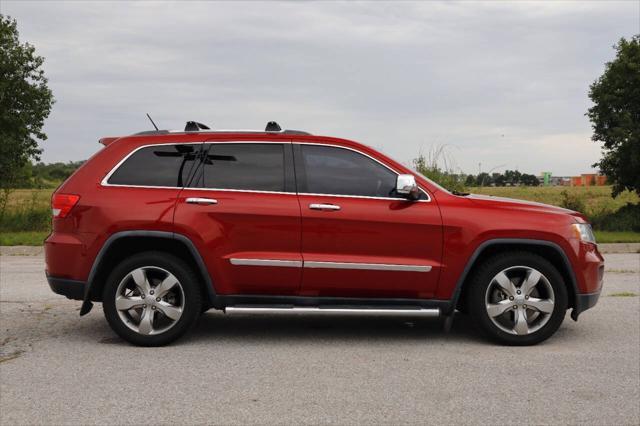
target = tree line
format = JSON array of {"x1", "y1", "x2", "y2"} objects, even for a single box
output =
[
  {"x1": 465, "y1": 170, "x2": 540, "y2": 187},
  {"x1": 9, "y1": 161, "x2": 85, "y2": 188}
]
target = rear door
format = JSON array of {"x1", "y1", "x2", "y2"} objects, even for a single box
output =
[
  {"x1": 173, "y1": 141, "x2": 302, "y2": 296},
  {"x1": 295, "y1": 143, "x2": 443, "y2": 299}
]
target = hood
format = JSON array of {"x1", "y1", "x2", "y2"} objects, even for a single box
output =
[{"x1": 466, "y1": 193, "x2": 587, "y2": 222}]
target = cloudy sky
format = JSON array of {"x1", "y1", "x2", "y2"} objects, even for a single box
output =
[{"x1": 2, "y1": 1, "x2": 638, "y2": 175}]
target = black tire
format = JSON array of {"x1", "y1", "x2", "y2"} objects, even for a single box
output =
[
  {"x1": 103, "y1": 251, "x2": 202, "y2": 346},
  {"x1": 468, "y1": 251, "x2": 568, "y2": 346}
]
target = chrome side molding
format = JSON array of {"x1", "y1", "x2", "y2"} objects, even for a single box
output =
[
  {"x1": 225, "y1": 306, "x2": 440, "y2": 317},
  {"x1": 304, "y1": 261, "x2": 431, "y2": 272},
  {"x1": 229, "y1": 258, "x2": 303, "y2": 268},
  {"x1": 229, "y1": 258, "x2": 432, "y2": 272}
]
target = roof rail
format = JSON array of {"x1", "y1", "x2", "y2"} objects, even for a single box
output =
[{"x1": 130, "y1": 120, "x2": 311, "y2": 136}]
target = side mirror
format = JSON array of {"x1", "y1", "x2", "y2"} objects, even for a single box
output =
[{"x1": 396, "y1": 174, "x2": 420, "y2": 200}]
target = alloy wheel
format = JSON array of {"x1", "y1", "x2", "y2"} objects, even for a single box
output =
[
  {"x1": 115, "y1": 266, "x2": 185, "y2": 335},
  {"x1": 484, "y1": 266, "x2": 555, "y2": 336}
]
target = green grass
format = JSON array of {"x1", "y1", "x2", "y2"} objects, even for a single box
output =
[
  {"x1": 608, "y1": 292, "x2": 638, "y2": 297},
  {"x1": 469, "y1": 186, "x2": 638, "y2": 217},
  {"x1": 0, "y1": 231, "x2": 49, "y2": 246},
  {"x1": 593, "y1": 231, "x2": 640, "y2": 243},
  {"x1": 4, "y1": 188, "x2": 53, "y2": 209}
]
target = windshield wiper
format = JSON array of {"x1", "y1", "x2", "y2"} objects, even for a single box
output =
[{"x1": 451, "y1": 190, "x2": 470, "y2": 196}]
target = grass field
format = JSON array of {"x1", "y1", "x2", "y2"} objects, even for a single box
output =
[
  {"x1": 3, "y1": 188, "x2": 53, "y2": 209},
  {"x1": 469, "y1": 185, "x2": 638, "y2": 217},
  {"x1": 0, "y1": 231, "x2": 49, "y2": 246},
  {"x1": 1, "y1": 186, "x2": 639, "y2": 245}
]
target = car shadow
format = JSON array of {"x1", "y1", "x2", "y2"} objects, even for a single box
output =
[{"x1": 182, "y1": 311, "x2": 488, "y2": 345}]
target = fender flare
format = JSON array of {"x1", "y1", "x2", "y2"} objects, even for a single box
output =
[
  {"x1": 448, "y1": 238, "x2": 580, "y2": 317},
  {"x1": 80, "y1": 230, "x2": 217, "y2": 315}
]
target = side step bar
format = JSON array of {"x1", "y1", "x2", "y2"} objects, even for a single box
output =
[{"x1": 225, "y1": 306, "x2": 440, "y2": 317}]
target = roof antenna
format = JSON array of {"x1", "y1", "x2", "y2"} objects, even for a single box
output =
[{"x1": 146, "y1": 113, "x2": 159, "y2": 131}]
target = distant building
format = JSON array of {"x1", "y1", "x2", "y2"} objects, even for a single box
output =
[
  {"x1": 539, "y1": 172, "x2": 606, "y2": 187},
  {"x1": 572, "y1": 174, "x2": 607, "y2": 186}
]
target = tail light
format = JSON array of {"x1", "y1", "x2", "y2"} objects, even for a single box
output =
[{"x1": 52, "y1": 193, "x2": 80, "y2": 218}]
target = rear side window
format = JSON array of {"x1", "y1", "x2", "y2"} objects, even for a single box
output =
[
  {"x1": 107, "y1": 144, "x2": 200, "y2": 187},
  {"x1": 300, "y1": 145, "x2": 398, "y2": 198},
  {"x1": 194, "y1": 143, "x2": 285, "y2": 192}
]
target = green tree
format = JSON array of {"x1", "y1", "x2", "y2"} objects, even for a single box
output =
[
  {"x1": 464, "y1": 174, "x2": 476, "y2": 187},
  {"x1": 0, "y1": 15, "x2": 54, "y2": 220},
  {"x1": 477, "y1": 172, "x2": 492, "y2": 187},
  {"x1": 520, "y1": 173, "x2": 540, "y2": 186},
  {"x1": 588, "y1": 35, "x2": 640, "y2": 197}
]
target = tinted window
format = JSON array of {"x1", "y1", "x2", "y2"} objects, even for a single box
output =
[
  {"x1": 301, "y1": 145, "x2": 398, "y2": 197},
  {"x1": 107, "y1": 144, "x2": 200, "y2": 187},
  {"x1": 195, "y1": 143, "x2": 285, "y2": 192}
]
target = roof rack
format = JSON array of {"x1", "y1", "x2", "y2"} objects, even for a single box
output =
[{"x1": 132, "y1": 121, "x2": 311, "y2": 136}]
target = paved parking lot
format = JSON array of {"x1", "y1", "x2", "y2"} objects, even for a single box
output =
[{"x1": 1, "y1": 252, "x2": 638, "y2": 425}]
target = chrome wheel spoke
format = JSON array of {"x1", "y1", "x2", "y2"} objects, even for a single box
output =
[
  {"x1": 513, "y1": 308, "x2": 529, "y2": 335},
  {"x1": 486, "y1": 300, "x2": 514, "y2": 317},
  {"x1": 131, "y1": 268, "x2": 151, "y2": 294},
  {"x1": 521, "y1": 269, "x2": 542, "y2": 296},
  {"x1": 157, "y1": 301, "x2": 182, "y2": 321},
  {"x1": 116, "y1": 265, "x2": 185, "y2": 337},
  {"x1": 115, "y1": 296, "x2": 144, "y2": 311},
  {"x1": 493, "y1": 272, "x2": 516, "y2": 297},
  {"x1": 155, "y1": 275, "x2": 179, "y2": 298},
  {"x1": 526, "y1": 297, "x2": 554, "y2": 314},
  {"x1": 485, "y1": 265, "x2": 555, "y2": 336},
  {"x1": 138, "y1": 307, "x2": 155, "y2": 335}
]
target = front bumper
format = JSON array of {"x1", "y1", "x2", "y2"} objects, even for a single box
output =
[
  {"x1": 571, "y1": 290, "x2": 601, "y2": 321},
  {"x1": 47, "y1": 275, "x2": 85, "y2": 301}
]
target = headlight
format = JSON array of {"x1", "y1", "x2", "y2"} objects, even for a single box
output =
[{"x1": 572, "y1": 223, "x2": 596, "y2": 244}]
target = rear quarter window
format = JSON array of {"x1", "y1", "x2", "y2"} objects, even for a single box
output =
[{"x1": 107, "y1": 144, "x2": 200, "y2": 187}]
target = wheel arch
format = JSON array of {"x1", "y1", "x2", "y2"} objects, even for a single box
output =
[
  {"x1": 452, "y1": 239, "x2": 579, "y2": 317},
  {"x1": 80, "y1": 231, "x2": 217, "y2": 315}
]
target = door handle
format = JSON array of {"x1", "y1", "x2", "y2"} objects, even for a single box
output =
[
  {"x1": 309, "y1": 203, "x2": 341, "y2": 211},
  {"x1": 185, "y1": 197, "x2": 218, "y2": 205}
]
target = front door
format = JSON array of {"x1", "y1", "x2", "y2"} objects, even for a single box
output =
[
  {"x1": 295, "y1": 143, "x2": 443, "y2": 299},
  {"x1": 173, "y1": 141, "x2": 302, "y2": 296}
]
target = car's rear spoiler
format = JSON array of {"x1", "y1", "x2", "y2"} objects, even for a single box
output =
[{"x1": 99, "y1": 137, "x2": 120, "y2": 146}]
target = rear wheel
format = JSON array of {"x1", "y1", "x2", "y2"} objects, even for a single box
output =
[
  {"x1": 468, "y1": 252, "x2": 568, "y2": 345},
  {"x1": 103, "y1": 252, "x2": 202, "y2": 346}
]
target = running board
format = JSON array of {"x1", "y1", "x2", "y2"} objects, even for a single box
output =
[{"x1": 225, "y1": 306, "x2": 440, "y2": 317}]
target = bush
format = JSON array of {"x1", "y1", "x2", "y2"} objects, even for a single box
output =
[
  {"x1": 591, "y1": 203, "x2": 640, "y2": 232},
  {"x1": 413, "y1": 146, "x2": 466, "y2": 193},
  {"x1": 0, "y1": 190, "x2": 50, "y2": 232},
  {"x1": 559, "y1": 190, "x2": 586, "y2": 213}
]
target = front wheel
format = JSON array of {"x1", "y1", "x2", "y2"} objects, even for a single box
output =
[
  {"x1": 468, "y1": 252, "x2": 568, "y2": 346},
  {"x1": 103, "y1": 252, "x2": 202, "y2": 346}
]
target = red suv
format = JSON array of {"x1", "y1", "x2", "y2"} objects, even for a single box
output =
[{"x1": 45, "y1": 122, "x2": 604, "y2": 346}]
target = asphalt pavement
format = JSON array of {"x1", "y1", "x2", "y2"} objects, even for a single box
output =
[{"x1": 1, "y1": 252, "x2": 638, "y2": 425}]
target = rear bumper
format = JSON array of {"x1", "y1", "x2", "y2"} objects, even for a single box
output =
[
  {"x1": 571, "y1": 290, "x2": 601, "y2": 321},
  {"x1": 47, "y1": 275, "x2": 86, "y2": 300}
]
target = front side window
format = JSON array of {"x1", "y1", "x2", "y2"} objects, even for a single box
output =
[
  {"x1": 107, "y1": 144, "x2": 200, "y2": 187},
  {"x1": 194, "y1": 143, "x2": 285, "y2": 192},
  {"x1": 300, "y1": 145, "x2": 398, "y2": 198}
]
